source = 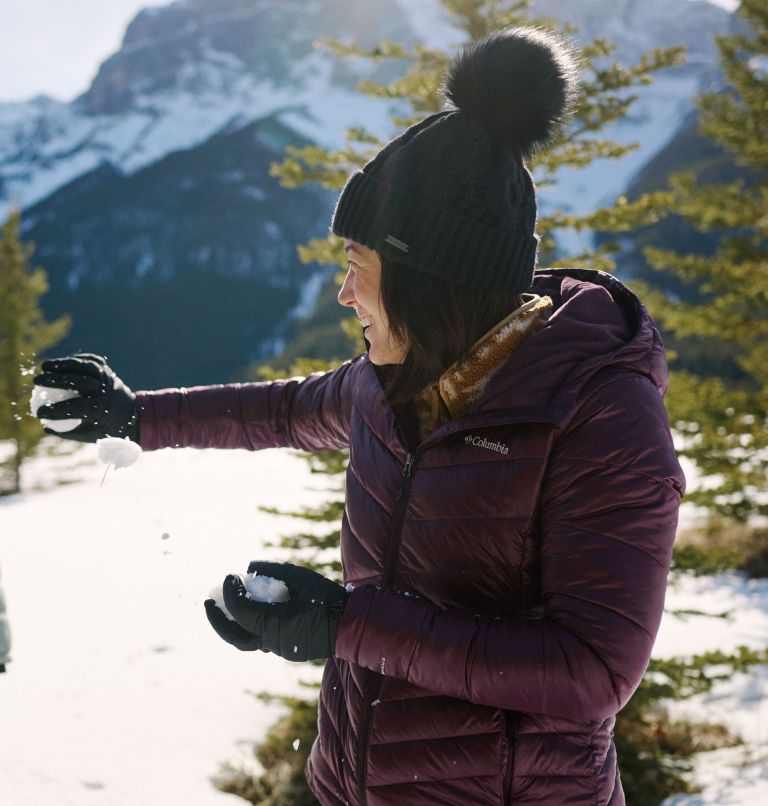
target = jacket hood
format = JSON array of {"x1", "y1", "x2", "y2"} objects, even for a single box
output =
[
  {"x1": 355, "y1": 267, "x2": 669, "y2": 444},
  {"x1": 471, "y1": 267, "x2": 669, "y2": 428}
]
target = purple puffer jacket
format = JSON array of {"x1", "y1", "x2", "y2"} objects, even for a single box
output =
[{"x1": 137, "y1": 269, "x2": 685, "y2": 805}]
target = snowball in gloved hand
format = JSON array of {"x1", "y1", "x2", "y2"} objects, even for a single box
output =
[
  {"x1": 29, "y1": 385, "x2": 82, "y2": 432},
  {"x1": 209, "y1": 572, "x2": 290, "y2": 621}
]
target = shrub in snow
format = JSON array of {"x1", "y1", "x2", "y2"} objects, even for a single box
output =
[
  {"x1": 213, "y1": 694, "x2": 318, "y2": 806},
  {"x1": 29, "y1": 385, "x2": 82, "y2": 432}
]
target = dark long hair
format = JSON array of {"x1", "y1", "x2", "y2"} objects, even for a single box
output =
[{"x1": 379, "y1": 255, "x2": 524, "y2": 404}]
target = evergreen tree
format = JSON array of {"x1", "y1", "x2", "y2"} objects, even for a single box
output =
[
  {"x1": 636, "y1": 0, "x2": 768, "y2": 523},
  {"x1": 0, "y1": 209, "x2": 70, "y2": 494}
]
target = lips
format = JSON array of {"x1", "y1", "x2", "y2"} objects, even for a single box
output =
[{"x1": 359, "y1": 315, "x2": 373, "y2": 333}]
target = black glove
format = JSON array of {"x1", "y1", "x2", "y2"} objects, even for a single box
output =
[
  {"x1": 205, "y1": 561, "x2": 348, "y2": 662},
  {"x1": 33, "y1": 353, "x2": 138, "y2": 443},
  {"x1": 203, "y1": 599, "x2": 263, "y2": 652}
]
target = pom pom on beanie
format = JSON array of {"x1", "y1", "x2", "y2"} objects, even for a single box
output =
[{"x1": 445, "y1": 27, "x2": 578, "y2": 156}]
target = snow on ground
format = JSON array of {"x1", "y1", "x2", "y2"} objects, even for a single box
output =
[
  {"x1": 657, "y1": 571, "x2": 768, "y2": 804},
  {"x1": 0, "y1": 441, "x2": 331, "y2": 805},
  {"x1": 1, "y1": 438, "x2": 767, "y2": 804}
]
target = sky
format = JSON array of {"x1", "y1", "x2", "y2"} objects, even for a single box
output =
[
  {"x1": 0, "y1": 1, "x2": 168, "y2": 102},
  {"x1": 0, "y1": 0, "x2": 742, "y2": 104}
]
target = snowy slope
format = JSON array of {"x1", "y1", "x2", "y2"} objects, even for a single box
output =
[
  {"x1": 1, "y1": 439, "x2": 767, "y2": 804},
  {"x1": 0, "y1": 0, "x2": 409, "y2": 221},
  {"x1": 0, "y1": 442, "x2": 331, "y2": 805},
  {"x1": 657, "y1": 572, "x2": 768, "y2": 805},
  {"x1": 0, "y1": 52, "x2": 395, "y2": 221},
  {"x1": 0, "y1": 0, "x2": 732, "y2": 225}
]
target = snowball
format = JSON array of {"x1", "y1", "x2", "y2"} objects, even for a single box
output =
[
  {"x1": 208, "y1": 582, "x2": 235, "y2": 620},
  {"x1": 96, "y1": 437, "x2": 142, "y2": 469},
  {"x1": 30, "y1": 385, "x2": 82, "y2": 432},
  {"x1": 209, "y1": 572, "x2": 290, "y2": 622},
  {"x1": 243, "y1": 573, "x2": 290, "y2": 604}
]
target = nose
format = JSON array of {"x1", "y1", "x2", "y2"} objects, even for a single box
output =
[{"x1": 338, "y1": 267, "x2": 356, "y2": 308}]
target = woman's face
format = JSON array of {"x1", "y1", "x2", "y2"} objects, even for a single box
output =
[{"x1": 338, "y1": 239, "x2": 409, "y2": 365}]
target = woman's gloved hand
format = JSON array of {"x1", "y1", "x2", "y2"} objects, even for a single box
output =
[
  {"x1": 33, "y1": 353, "x2": 138, "y2": 443},
  {"x1": 203, "y1": 600, "x2": 263, "y2": 652},
  {"x1": 204, "y1": 561, "x2": 348, "y2": 662}
]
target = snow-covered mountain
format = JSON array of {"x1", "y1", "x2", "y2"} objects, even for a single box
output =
[
  {"x1": 0, "y1": 0, "x2": 412, "y2": 219},
  {"x1": 530, "y1": 0, "x2": 732, "y2": 229},
  {"x1": 0, "y1": 0, "x2": 733, "y2": 219},
  {"x1": 0, "y1": 0, "x2": 737, "y2": 388},
  {"x1": 0, "y1": 0, "x2": 420, "y2": 389}
]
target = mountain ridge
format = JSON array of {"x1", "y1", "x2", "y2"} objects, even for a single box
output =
[
  {"x1": 0, "y1": 0, "x2": 737, "y2": 388},
  {"x1": 0, "y1": 0, "x2": 412, "y2": 219},
  {"x1": 0, "y1": 0, "x2": 734, "y2": 220}
]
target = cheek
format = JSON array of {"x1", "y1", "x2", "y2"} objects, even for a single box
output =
[{"x1": 361, "y1": 280, "x2": 381, "y2": 310}]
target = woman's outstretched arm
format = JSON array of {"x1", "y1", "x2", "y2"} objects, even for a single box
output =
[{"x1": 136, "y1": 357, "x2": 361, "y2": 453}]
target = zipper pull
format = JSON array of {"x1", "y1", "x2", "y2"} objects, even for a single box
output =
[
  {"x1": 403, "y1": 452, "x2": 415, "y2": 478},
  {"x1": 395, "y1": 453, "x2": 415, "y2": 500}
]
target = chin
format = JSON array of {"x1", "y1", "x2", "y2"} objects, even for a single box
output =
[{"x1": 365, "y1": 335, "x2": 408, "y2": 366}]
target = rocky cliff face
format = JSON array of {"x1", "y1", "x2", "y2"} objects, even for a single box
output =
[
  {"x1": 534, "y1": 0, "x2": 728, "y2": 69},
  {"x1": 80, "y1": 0, "x2": 408, "y2": 115}
]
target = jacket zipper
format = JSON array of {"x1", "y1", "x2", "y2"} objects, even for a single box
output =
[
  {"x1": 354, "y1": 419, "x2": 551, "y2": 804},
  {"x1": 503, "y1": 710, "x2": 519, "y2": 804},
  {"x1": 356, "y1": 450, "x2": 417, "y2": 806},
  {"x1": 383, "y1": 451, "x2": 416, "y2": 586}
]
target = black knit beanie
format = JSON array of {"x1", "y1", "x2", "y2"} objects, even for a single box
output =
[{"x1": 331, "y1": 27, "x2": 578, "y2": 292}]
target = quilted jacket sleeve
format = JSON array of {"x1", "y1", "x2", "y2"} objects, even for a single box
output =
[
  {"x1": 335, "y1": 372, "x2": 685, "y2": 722},
  {"x1": 135, "y1": 359, "x2": 359, "y2": 453}
]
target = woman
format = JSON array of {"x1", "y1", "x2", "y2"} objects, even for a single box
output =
[{"x1": 34, "y1": 28, "x2": 685, "y2": 805}]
